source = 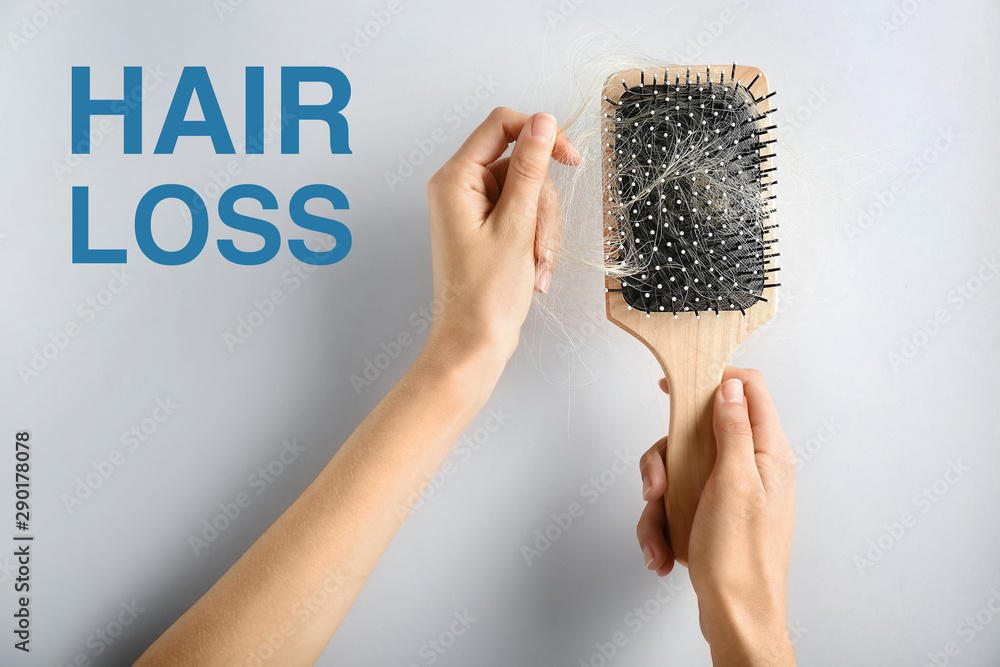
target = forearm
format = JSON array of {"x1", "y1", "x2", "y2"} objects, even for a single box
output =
[{"x1": 136, "y1": 344, "x2": 503, "y2": 665}]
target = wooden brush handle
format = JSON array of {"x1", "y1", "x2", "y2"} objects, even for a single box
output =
[
  {"x1": 605, "y1": 306, "x2": 774, "y2": 565},
  {"x1": 658, "y1": 346, "x2": 727, "y2": 565}
]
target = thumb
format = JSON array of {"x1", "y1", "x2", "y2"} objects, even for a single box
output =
[
  {"x1": 495, "y1": 113, "x2": 557, "y2": 226},
  {"x1": 711, "y1": 378, "x2": 758, "y2": 480}
]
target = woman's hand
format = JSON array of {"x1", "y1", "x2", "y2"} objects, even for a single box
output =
[
  {"x1": 636, "y1": 367, "x2": 797, "y2": 665},
  {"x1": 423, "y1": 107, "x2": 580, "y2": 370}
]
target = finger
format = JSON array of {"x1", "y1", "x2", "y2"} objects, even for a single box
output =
[
  {"x1": 485, "y1": 160, "x2": 563, "y2": 294},
  {"x1": 534, "y1": 178, "x2": 562, "y2": 293},
  {"x1": 639, "y1": 436, "x2": 668, "y2": 501},
  {"x1": 448, "y1": 107, "x2": 579, "y2": 171},
  {"x1": 636, "y1": 498, "x2": 675, "y2": 576},
  {"x1": 449, "y1": 107, "x2": 528, "y2": 170},
  {"x1": 721, "y1": 367, "x2": 783, "y2": 451},
  {"x1": 722, "y1": 367, "x2": 795, "y2": 491},
  {"x1": 724, "y1": 368, "x2": 792, "y2": 484},
  {"x1": 711, "y1": 377, "x2": 762, "y2": 485},
  {"x1": 658, "y1": 378, "x2": 669, "y2": 394},
  {"x1": 551, "y1": 133, "x2": 582, "y2": 166},
  {"x1": 493, "y1": 113, "x2": 559, "y2": 228},
  {"x1": 484, "y1": 157, "x2": 509, "y2": 204}
]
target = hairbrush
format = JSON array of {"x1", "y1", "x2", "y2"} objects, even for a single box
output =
[{"x1": 602, "y1": 64, "x2": 779, "y2": 564}]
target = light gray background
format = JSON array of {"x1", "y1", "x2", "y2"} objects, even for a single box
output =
[{"x1": 1, "y1": 0, "x2": 998, "y2": 665}]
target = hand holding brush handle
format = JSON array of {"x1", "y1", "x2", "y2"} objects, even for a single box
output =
[{"x1": 637, "y1": 367, "x2": 797, "y2": 666}]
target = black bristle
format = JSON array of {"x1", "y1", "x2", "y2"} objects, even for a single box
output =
[{"x1": 754, "y1": 90, "x2": 778, "y2": 104}]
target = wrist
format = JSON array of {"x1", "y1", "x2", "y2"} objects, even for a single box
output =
[
  {"x1": 699, "y1": 595, "x2": 795, "y2": 666},
  {"x1": 422, "y1": 317, "x2": 511, "y2": 373},
  {"x1": 415, "y1": 328, "x2": 508, "y2": 411}
]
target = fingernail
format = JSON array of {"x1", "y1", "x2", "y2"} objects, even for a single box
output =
[
  {"x1": 536, "y1": 267, "x2": 552, "y2": 294},
  {"x1": 531, "y1": 113, "x2": 557, "y2": 142},
  {"x1": 641, "y1": 477, "x2": 651, "y2": 499},
  {"x1": 643, "y1": 545, "x2": 654, "y2": 569},
  {"x1": 722, "y1": 378, "x2": 744, "y2": 404}
]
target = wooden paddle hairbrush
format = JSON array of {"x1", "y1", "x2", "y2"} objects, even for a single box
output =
[{"x1": 601, "y1": 65, "x2": 779, "y2": 564}]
